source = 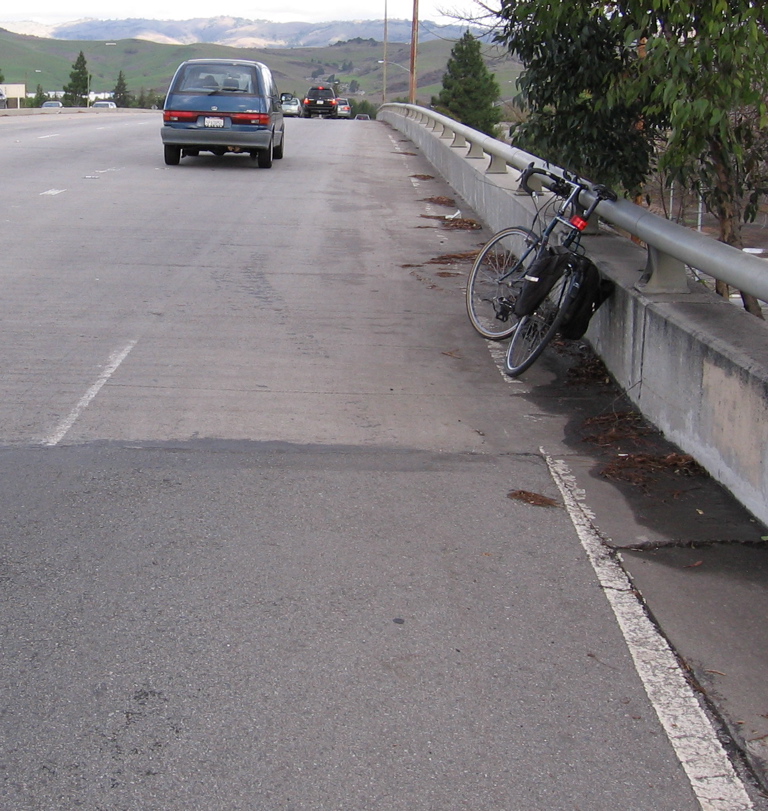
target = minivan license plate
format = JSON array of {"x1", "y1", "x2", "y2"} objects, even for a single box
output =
[{"x1": 204, "y1": 117, "x2": 225, "y2": 127}]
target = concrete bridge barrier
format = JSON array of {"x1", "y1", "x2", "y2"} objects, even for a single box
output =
[{"x1": 379, "y1": 104, "x2": 768, "y2": 527}]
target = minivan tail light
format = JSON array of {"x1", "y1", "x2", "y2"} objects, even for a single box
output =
[
  {"x1": 230, "y1": 112, "x2": 270, "y2": 125},
  {"x1": 164, "y1": 110, "x2": 199, "y2": 122}
]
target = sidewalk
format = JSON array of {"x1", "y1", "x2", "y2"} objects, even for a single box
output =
[{"x1": 529, "y1": 339, "x2": 768, "y2": 797}]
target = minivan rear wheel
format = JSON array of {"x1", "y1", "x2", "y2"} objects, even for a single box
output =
[
  {"x1": 164, "y1": 145, "x2": 181, "y2": 166},
  {"x1": 256, "y1": 139, "x2": 273, "y2": 168}
]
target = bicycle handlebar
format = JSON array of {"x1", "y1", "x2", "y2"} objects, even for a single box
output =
[{"x1": 519, "y1": 163, "x2": 617, "y2": 204}]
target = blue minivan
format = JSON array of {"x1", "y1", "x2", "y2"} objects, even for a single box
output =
[{"x1": 161, "y1": 58, "x2": 285, "y2": 168}]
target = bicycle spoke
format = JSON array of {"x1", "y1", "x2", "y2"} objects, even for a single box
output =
[
  {"x1": 505, "y1": 272, "x2": 574, "y2": 376},
  {"x1": 466, "y1": 227, "x2": 539, "y2": 340}
]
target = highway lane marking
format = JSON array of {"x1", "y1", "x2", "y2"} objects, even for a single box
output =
[
  {"x1": 44, "y1": 340, "x2": 138, "y2": 447},
  {"x1": 37, "y1": 134, "x2": 60, "y2": 139},
  {"x1": 40, "y1": 189, "x2": 66, "y2": 196},
  {"x1": 543, "y1": 450, "x2": 755, "y2": 811}
]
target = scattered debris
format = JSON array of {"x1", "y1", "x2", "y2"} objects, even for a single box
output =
[
  {"x1": 435, "y1": 271, "x2": 461, "y2": 278},
  {"x1": 582, "y1": 411, "x2": 655, "y2": 447},
  {"x1": 442, "y1": 349, "x2": 461, "y2": 358},
  {"x1": 507, "y1": 489, "x2": 560, "y2": 507},
  {"x1": 426, "y1": 251, "x2": 478, "y2": 265},
  {"x1": 419, "y1": 214, "x2": 481, "y2": 229},
  {"x1": 600, "y1": 452, "x2": 705, "y2": 486},
  {"x1": 420, "y1": 196, "x2": 457, "y2": 207},
  {"x1": 411, "y1": 174, "x2": 434, "y2": 180},
  {"x1": 567, "y1": 353, "x2": 613, "y2": 385},
  {"x1": 395, "y1": 151, "x2": 418, "y2": 156},
  {"x1": 442, "y1": 217, "x2": 482, "y2": 230}
]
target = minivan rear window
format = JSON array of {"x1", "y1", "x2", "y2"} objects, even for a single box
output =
[{"x1": 173, "y1": 63, "x2": 263, "y2": 95}]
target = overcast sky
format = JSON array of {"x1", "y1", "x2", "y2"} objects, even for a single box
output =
[{"x1": 0, "y1": 0, "x2": 476, "y2": 26}]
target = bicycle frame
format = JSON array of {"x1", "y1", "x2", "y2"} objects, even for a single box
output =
[{"x1": 497, "y1": 178, "x2": 589, "y2": 285}]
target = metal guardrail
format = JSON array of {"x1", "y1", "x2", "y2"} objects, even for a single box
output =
[{"x1": 380, "y1": 103, "x2": 768, "y2": 302}]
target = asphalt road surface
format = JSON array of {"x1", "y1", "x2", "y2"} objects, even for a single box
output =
[{"x1": 0, "y1": 111, "x2": 761, "y2": 809}]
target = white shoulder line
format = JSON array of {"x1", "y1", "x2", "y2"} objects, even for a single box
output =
[{"x1": 543, "y1": 449, "x2": 755, "y2": 811}]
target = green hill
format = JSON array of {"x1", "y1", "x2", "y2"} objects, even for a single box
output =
[{"x1": 0, "y1": 27, "x2": 521, "y2": 105}]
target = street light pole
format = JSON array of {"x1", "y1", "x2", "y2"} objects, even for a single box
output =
[
  {"x1": 382, "y1": 0, "x2": 388, "y2": 104},
  {"x1": 409, "y1": 0, "x2": 419, "y2": 103}
]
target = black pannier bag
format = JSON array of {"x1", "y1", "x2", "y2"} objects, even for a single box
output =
[
  {"x1": 513, "y1": 247, "x2": 573, "y2": 317},
  {"x1": 559, "y1": 255, "x2": 614, "y2": 339}
]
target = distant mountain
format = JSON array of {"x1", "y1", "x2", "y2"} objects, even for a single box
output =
[{"x1": 0, "y1": 16, "x2": 483, "y2": 49}]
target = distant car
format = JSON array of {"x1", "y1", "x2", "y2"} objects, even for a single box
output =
[
  {"x1": 92, "y1": 100, "x2": 117, "y2": 109},
  {"x1": 354, "y1": 114, "x2": 371, "y2": 120},
  {"x1": 281, "y1": 96, "x2": 301, "y2": 117},
  {"x1": 41, "y1": 100, "x2": 63, "y2": 108},
  {"x1": 336, "y1": 98, "x2": 352, "y2": 119},
  {"x1": 161, "y1": 57, "x2": 285, "y2": 168},
  {"x1": 301, "y1": 86, "x2": 338, "y2": 118}
]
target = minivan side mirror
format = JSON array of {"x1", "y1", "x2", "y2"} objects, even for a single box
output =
[{"x1": 280, "y1": 92, "x2": 293, "y2": 102}]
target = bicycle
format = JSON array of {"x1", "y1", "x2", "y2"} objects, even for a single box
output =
[{"x1": 465, "y1": 165, "x2": 617, "y2": 375}]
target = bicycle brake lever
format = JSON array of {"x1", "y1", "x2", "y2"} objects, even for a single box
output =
[{"x1": 593, "y1": 184, "x2": 618, "y2": 202}]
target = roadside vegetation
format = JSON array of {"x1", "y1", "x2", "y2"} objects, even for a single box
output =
[
  {"x1": 431, "y1": 32, "x2": 502, "y2": 137},
  {"x1": 492, "y1": 0, "x2": 768, "y2": 316}
]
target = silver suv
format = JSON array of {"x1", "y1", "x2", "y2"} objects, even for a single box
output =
[{"x1": 161, "y1": 58, "x2": 285, "y2": 168}]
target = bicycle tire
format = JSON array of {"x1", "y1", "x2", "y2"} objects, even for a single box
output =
[
  {"x1": 466, "y1": 226, "x2": 541, "y2": 340},
  {"x1": 505, "y1": 267, "x2": 578, "y2": 377}
]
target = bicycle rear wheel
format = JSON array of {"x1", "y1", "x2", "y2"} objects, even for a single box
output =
[
  {"x1": 466, "y1": 226, "x2": 540, "y2": 340},
  {"x1": 505, "y1": 267, "x2": 577, "y2": 377}
]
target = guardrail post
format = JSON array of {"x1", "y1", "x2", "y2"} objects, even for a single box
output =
[
  {"x1": 486, "y1": 154, "x2": 508, "y2": 174},
  {"x1": 466, "y1": 141, "x2": 485, "y2": 159},
  {"x1": 637, "y1": 246, "x2": 689, "y2": 293}
]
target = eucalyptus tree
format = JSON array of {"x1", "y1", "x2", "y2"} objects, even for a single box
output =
[{"x1": 497, "y1": 0, "x2": 768, "y2": 315}]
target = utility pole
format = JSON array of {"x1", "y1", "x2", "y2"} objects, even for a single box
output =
[{"x1": 408, "y1": 0, "x2": 419, "y2": 103}]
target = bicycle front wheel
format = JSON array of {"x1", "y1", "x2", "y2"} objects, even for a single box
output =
[
  {"x1": 505, "y1": 269, "x2": 577, "y2": 377},
  {"x1": 466, "y1": 226, "x2": 540, "y2": 340}
]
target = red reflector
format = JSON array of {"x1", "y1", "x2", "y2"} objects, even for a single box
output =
[{"x1": 570, "y1": 215, "x2": 589, "y2": 231}]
